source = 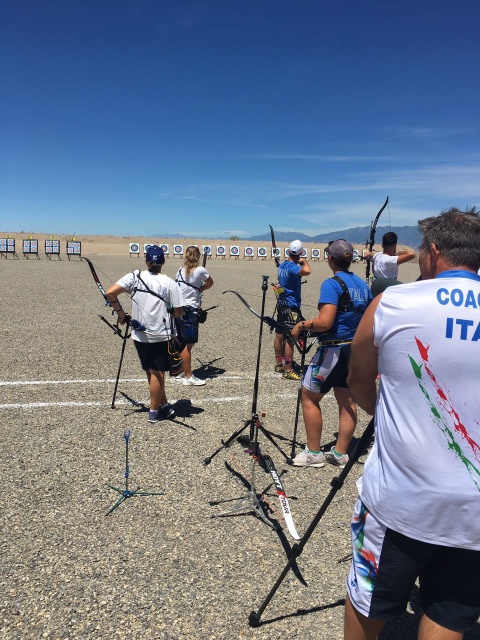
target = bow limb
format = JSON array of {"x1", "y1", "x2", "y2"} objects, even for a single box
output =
[
  {"x1": 82, "y1": 256, "x2": 110, "y2": 304},
  {"x1": 223, "y1": 290, "x2": 307, "y2": 352},
  {"x1": 365, "y1": 196, "x2": 389, "y2": 283},
  {"x1": 223, "y1": 290, "x2": 279, "y2": 329},
  {"x1": 223, "y1": 290, "x2": 262, "y2": 320},
  {"x1": 269, "y1": 225, "x2": 280, "y2": 268}
]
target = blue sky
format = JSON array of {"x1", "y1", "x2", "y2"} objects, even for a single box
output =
[{"x1": 1, "y1": 0, "x2": 479, "y2": 238}]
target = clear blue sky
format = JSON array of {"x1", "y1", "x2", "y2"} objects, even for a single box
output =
[{"x1": 1, "y1": 0, "x2": 479, "y2": 238}]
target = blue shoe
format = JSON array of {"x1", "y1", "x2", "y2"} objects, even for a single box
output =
[
  {"x1": 160, "y1": 403, "x2": 176, "y2": 420},
  {"x1": 148, "y1": 410, "x2": 161, "y2": 423}
]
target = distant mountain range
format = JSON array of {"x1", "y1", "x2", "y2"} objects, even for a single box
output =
[
  {"x1": 249, "y1": 224, "x2": 421, "y2": 247},
  {"x1": 155, "y1": 224, "x2": 421, "y2": 248}
]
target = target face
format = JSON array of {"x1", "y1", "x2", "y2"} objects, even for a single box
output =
[
  {"x1": 130, "y1": 243, "x2": 140, "y2": 253},
  {"x1": 258, "y1": 247, "x2": 267, "y2": 256},
  {"x1": 245, "y1": 247, "x2": 253, "y2": 256},
  {"x1": 160, "y1": 244, "x2": 169, "y2": 253},
  {"x1": 230, "y1": 246, "x2": 239, "y2": 255},
  {"x1": 67, "y1": 242, "x2": 81, "y2": 254},
  {"x1": 311, "y1": 248, "x2": 320, "y2": 258},
  {"x1": 217, "y1": 246, "x2": 225, "y2": 255},
  {"x1": 174, "y1": 245, "x2": 183, "y2": 254}
]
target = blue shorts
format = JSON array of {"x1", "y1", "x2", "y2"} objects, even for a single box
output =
[
  {"x1": 347, "y1": 498, "x2": 480, "y2": 632},
  {"x1": 175, "y1": 306, "x2": 199, "y2": 344}
]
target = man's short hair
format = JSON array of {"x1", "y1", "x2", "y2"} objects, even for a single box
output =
[
  {"x1": 419, "y1": 207, "x2": 480, "y2": 271},
  {"x1": 382, "y1": 232, "x2": 398, "y2": 247}
]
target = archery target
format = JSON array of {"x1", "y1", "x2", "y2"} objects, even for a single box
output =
[
  {"x1": 311, "y1": 248, "x2": 321, "y2": 258},
  {"x1": 160, "y1": 244, "x2": 169, "y2": 254},
  {"x1": 202, "y1": 245, "x2": 212, "y2": 255},
  {"x1": 67, "y1": 242, "x2": 81, "y2": 254},
  {"x1": 174, "y1": 244, "x2": 184, "y2": 255},
  {"x1": 244, "y1": 246, "x2": 254, "y2": 257},
  {"x1": 216, "y1": 245, "x2": 226, "y2": 255},
  {"x1": 272, "y1": 247, "x2": 280, "y2": 259},
  {"x1": 258, "y1": 247, "x2": 267, "y2": 257},
  {"x1": 230, "y1": 245, "x2": 239, "y2": 256},
  {"x1": 143, "y1": 244, "x2": 153, "y2": 254},
  {"x1": 0, "y1": 239, "x2": 7, "y2": 252},
  {"x1": 45, "y1": 240, "x2": 60, "y2": 254},
  {"x1": 129, "y1": 243, "x2": 140, "y2": 253}
]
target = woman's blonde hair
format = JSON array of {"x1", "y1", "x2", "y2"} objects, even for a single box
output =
[{"x1": 184, "y1": 245, "x2": 201, "y2": 275}]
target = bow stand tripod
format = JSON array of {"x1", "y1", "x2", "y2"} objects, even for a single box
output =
[{"x1": 207, "y1": 275, "x2": 298, "y2": 536}]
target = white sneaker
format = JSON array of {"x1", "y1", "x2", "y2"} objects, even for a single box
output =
[
  {"x1": 324, "y1": 446, "x2": 349, "y2": 469},
  {"x1": 183, "y1": 375, "x2": 206, "y2": 386},
  {"x1": 292, "y1": 446, "x2": 325, "y2": 468},
  {"x1": 173, "y1": 371, "x2": 186, "y2": 381}
]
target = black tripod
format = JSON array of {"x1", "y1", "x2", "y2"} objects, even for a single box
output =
[
  {"x1": 248, "y1": 417, "x2": 374, "y2": 625},
  {"x1": 202, "y1": 281, "x2": 295, "y2": 467},
  {"x1": 106, "y1": 430, "x2": 164, "y2": 515},
  {"x1": 208, "y1": 275, "x2": 280, "y2": 529}
]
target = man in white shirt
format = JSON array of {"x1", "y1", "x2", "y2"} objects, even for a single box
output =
[
  {"x1": 365, "y1": 232, "x2": 415, "y2": 280},
  {"x1": 345, "y1": 208, "x2": 480, "y2": 640}
]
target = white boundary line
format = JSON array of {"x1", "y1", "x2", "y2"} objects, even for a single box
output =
[{"x1": 0, "y1": 375, "x2": 242, "y2": 387}]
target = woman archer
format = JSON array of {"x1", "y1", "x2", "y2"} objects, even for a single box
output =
[
  {"x1": 290, "y1": 240, "x2": 372, "y2": 469},
  {"x1": 175, "y1": 246, "x2": 214, "y2": 386}
]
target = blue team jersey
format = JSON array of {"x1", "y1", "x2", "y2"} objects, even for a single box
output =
[
  {"x1": 319, "y1": 272, "x2": 372, "y2": 340},
  {"x1": 278, "y1": 260, "x2": 302, "y2": 307}
]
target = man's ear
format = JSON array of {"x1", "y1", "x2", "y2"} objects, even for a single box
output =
[{"x1": 430, "y1": 243, "x2": 441, "y2": 269}]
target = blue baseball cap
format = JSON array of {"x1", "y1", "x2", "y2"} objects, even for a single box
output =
[{"x1": 145, "y1": 245, "x2": 165, "y2": 265}]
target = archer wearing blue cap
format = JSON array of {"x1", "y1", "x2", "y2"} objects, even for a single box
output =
[{"x1": 106, "y1": 245, "x2": 185, "y2": 423}]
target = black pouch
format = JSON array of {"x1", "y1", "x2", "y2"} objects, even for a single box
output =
[{"x1": 197, "y1": 309, "x2": 208, "y2": 324}]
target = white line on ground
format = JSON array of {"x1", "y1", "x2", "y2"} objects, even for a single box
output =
[
  {"x1": 0, "y1": 393, "x2": 303, "y2": 410},
  {"x1": 0, "y1": 376, "x2": 243, "y2": 387}
]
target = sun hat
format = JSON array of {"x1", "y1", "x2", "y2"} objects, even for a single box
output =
[
  {"x1": 328, "y1": 239, "x2": 354, "y2": 260},
  {"x1": 145, "y1": 245, "x2": 165, "y2": 265},
  {"x1": 289, "y1": 240, "x2": 304, "y2": 256}
]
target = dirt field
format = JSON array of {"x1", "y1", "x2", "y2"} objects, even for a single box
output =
[{"x1": 1, "y1": 254, "x2": 478, "y2": 640}]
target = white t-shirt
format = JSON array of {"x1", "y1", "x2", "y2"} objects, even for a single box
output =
[
  {"x1": 175, "y1": 266, "x2": 209, "y2": 308},
  {"x1": 359, "y1": 271, "x2": 480, "y2": 549},
  {"x1": 372, "y1": 252, "x2": 399, "y2": 279},
  {"x1": 116, "y1": 270, "x2": 185, "y2": 342}
]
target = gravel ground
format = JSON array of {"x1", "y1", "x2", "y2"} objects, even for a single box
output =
[{"x1": 1, "y1": 256, "x2": 478, "y2": 640}]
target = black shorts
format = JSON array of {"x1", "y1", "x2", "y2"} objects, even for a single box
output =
[
  {"x1": 134, "y1": 340, "x2": 170, "y2": 372},
  {"x1": 347, "y1": 499, "x2": 480, "y2": 632},
  {"x1": 275, "y1": 306, "x2": 303, "y2": 334}
]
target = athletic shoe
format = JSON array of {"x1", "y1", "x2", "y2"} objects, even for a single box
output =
[
  {"x1": 292, "y1": 446, "x2": 325, "y2": 468},
  {"x1": 172, "y1": 371, "x2": 186, "y2": 382},
  {"x1": 160, "y1": 403, "x2": 176, "y2": 420},
  {"x1": 183, "y1": 375, "x2": 206, "y2": 386},
  {"x1": 274, "y1": 364, "x2": 284, "y2": 374},
  {"x1": 148, "y1": 410, "x2": 161, "y2": 423},
  {"x1": 283, "y1": 370, "x2": 300, "y2": 381},
  {"x1": 324, "y1": 446, "x2": 349, "y2": 469}
]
